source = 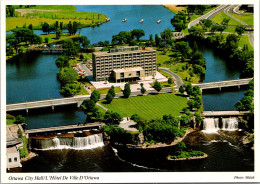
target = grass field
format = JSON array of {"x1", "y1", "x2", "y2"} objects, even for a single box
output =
[
  {"x1": 156, "y1": 51, "x2": 201, "y2": 84},
  {"x1": 230, "y1": 12, "x2": 254, "y2": 25},
  {"x1": 100, "y1": 93, "x2": 188, "y2": 120},
  {"x1": 6, "y1": 119, "x2": 15, "y2": 125},
  {"x1": 211, "y1": 11, "x2": 242, "y2": 26},
  {"x1": 7, "y1": 5, "x2": 107, "y2": 31},
  {"x1": 39, "y1": 33, "x2": 80, "y2": 44},
  {"x1": 93, "y1": 87, "x2": 122, "y2": 94}
]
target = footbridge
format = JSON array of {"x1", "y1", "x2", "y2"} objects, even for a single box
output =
[
  {"x1": 25, "y1": 122, "x2": 103, "y2": 136},
  {"x1": 6, "y1": 95, "x2": 90, "y2": 113},
  {"x1": 192, "y1": 78, "x2": 253, "y2": 90},
  {"x1": 202, "y1": 111, "x2": 252, "y2": 117}
]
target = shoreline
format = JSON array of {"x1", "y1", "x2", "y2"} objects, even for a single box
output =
[
  {"x1": 167, "y1": 153, "x2": 208, "y2": 161},
  {"x1": 124, "y1": 128, "x2": 196, "y2": 149},
  {"x1": 21, "y1": 151, "x2": 38, "y2": 163}
]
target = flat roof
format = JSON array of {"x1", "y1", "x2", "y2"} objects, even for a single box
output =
[
  {"x1": 113, "y1": 67, "x2": 144, "y2": 73},
  {"x1": 93, "y1": 47, "x2": 155, "y2": 56}
]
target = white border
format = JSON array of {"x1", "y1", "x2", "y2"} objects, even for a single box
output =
[{"x1": 1, "y1": 0, "x2": 259, "y2": 183}]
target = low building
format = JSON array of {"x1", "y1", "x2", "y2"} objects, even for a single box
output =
[
  {"x1": 92, "y1": 46, "x2": 157, "y2": 82},
  {"x1": 6, "y1": 125, "x2": 23, "y2": 170}
]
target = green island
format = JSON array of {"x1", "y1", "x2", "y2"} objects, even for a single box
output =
[{"x1": 168, "y1": 142, "x2": 208, "y2": 160}]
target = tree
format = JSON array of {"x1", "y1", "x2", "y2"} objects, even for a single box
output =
[
  {"x1": 60, "y1": 83, "x2": 81, "y2": 97},
  {"x1": 210, "y1": 25, "x2": 218, "y2": 34},
  {"x1": 45, "y1": 37, "x2": 49, "y2": 43},
  {"x1": 160, "y1": 28, "x2": 173, "y2": 44},
  {"x1": 56, "y1": 28, "x2": 62, "y2": 39},
  {"x1": 63, "y1": 39, "x2": 80, "y2": 56},
  {"x1": 79, "y1": 36, "x2": 90, "y2": 49},
  {"x1": 185, "y1": 83, "x2": 193, "y2": 95},
  {"x1": 14, "y1": 115, "x2": 25, "y2": 124},
  {"x1": 108, "y1": 85, "x2": 116, "y2": 97},
  {"x1": 221, "y1": 18, "x2": 230, "y2": 26},
  {"x1": 55, "y1": 56, "x2": 70, "y2": 69},
  {"x1": 105, "y1": 93, "x2": 113, "y2": 104},
  {"x1": 42, "y1": 22, "x2": 50, "y2": 34},
  {"x1": 81, "y1": 99, "x2": 96, "y2": 112},
  {"x1": 179, "y1": 85, "x2": 185, "y2": 94},
  {"x1": 187, "y1": 99, "x2": 195, "y2": 110},
  {"x1": 57, "y1": 67, "x2": 78, "y2": 86},
  {"x1": 235, "y1": 25, "x2": 245, "y2": 37},
  {"x1": 104, "y1": 111, "x2": 122, "y2": 124},
  {"x1": 153, "y1": 80, "x2": 162, "y2": 92},
  {"x1": 131, "y1": 29, "x2": 145, "y2": 41},
  {"x1": 168, "y1": 78, "x2": 174, "y2": 85},
  {"x1": 155, "y1": 34, "x2": 161, "y2": 46},
  {"x1": 123, "y1": 83, "x2": 131, "y2": 98},
  {"x1": 72, "y1": 21, "x2": 78, "y2": 35},
  {"x1": 28, "y1": 24, "x2": 33, "y2": 30},
  {"x1": 141, "y1": 87, "x2": 146, "y2": 94},
  {"x1": 90, "y1": 90, "x2": 101, "y2": 103},
  {"x1": 200, "y1": 19, "x2": 212, "y2": 30}
]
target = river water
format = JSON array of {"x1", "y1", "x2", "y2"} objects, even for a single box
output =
[{"x1": 6, "y1": 5, "x2": 252, "y2": 172}]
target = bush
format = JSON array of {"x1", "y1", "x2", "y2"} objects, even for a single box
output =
[
  {"x1": 14, "y1": 115, "x2": 25, "y2": 124},
  {"x1": 59, "y1": 82, "x2": 81, "y2": 97}
]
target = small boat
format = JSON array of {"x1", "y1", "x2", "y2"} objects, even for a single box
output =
[
  {"x1": 140, "y1": 19, "x2": 144, "y2": 23},
  {"x1": 157, "y1": 19, "x2": 161, "y2": 24},
  {"x1": 122, "y1": 18, "x2": 127, "y2": 22},
  {"x1": 105, "y1": 17, "x2": 110, "y2": 22}
]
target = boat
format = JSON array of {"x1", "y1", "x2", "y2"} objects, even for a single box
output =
[
  {"x1": 140, "y1": 19, "x2": 144, "y2": 23},
  {"x1": 122, "y1": 18, "x2": 127, "y2": 22},
  {"x1": 157, "y1": 19, "x2": 161, "y2": 24}
]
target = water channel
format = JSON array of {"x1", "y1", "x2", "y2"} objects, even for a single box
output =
[{"x1": 6, "y1": 5, "x2": 252, "y2": 172}]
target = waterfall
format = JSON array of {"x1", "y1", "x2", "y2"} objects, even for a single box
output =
[
  {"x1": 222, "y1": 118, "x2": 238, "y2": 131},
  {"x1": 202, "y1": 118, "x2": 219, "y2": 133},
  {"x1": 73, "y1": 134, "x2": 104, "y2": 149},
  {"x1": 31, "y1": 134, "x2": 104, "y2": 150}
]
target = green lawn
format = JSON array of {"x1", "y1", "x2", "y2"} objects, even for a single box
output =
[
  {"x1": 229, "y1": 12, "x2": 254, "y2": 25},
  {"x1": 6, "y1": 119, "x2": 15, "y2": 125},
  {"x1": 39, "y1": 33, "x2": 80, "y2": 44},
  {"x1": 156, "y1": 51, "x2": 201, "y2": 84},
  {"x1": 7, "y1": 5, "x2": 107, "y2": 31},
  {"x1": 211, "y1": 11, "x2": 242, "y2": 26},
  {"x1": 100, "y1": 93, "x2": 188, "y2": 120},
  {"x1": 77, "y1": 85, "x2": 89, "y2": 95},
  {"x1": 93, "y1": 87, "x2": 122, "y2": 94}
]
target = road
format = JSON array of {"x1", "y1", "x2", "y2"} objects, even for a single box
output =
[
  {"x1": 223, "y1": 5, "x2": 254, "y2": 47},
  {"x1": 188, "y1": 5, "x2": 228, "y2": 29}
]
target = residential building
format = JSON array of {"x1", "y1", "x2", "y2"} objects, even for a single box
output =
[{"x1": 92, "y1": 46, "x2": 157, "y2": 82}]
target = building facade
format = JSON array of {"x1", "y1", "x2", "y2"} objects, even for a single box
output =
[{"x1": 92, "y1": 46, "x2": 157, "y2": 82}]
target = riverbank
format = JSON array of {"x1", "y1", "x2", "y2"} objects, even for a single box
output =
[
  {"x1": 20, "y1": 151, "x2": 38, "y2": 162},
  {"x1": 125, "y1": 128, "x2": 195, "y2": 149},
  {"x1": 6, "y1": 5, "x2": 108, "y2": 31},
  {"x1": 162, "y1": 5, "x2": 186, "y2": 14},
  {"x1": 167, "y1": 153, "x2": 208, "y2": 161}
]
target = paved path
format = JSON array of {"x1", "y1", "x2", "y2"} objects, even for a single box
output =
[
  {"x1": 96, "y1": 102, "x2": 108, "y2": 111},
  {"x1": 158, "y1": 67, "x2": 183, "y2": 88},
  {"x1": 119, "y1": 120, "x2": 138, "y2": 132}
]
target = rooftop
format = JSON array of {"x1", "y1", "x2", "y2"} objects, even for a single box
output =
[{"x1": 93, "y1": 47, "x2": 155, "y2": 56}]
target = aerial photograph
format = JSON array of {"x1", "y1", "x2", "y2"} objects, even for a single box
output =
[{"x1": 4, "y1": 2, "x2": 256, "y2": 180}]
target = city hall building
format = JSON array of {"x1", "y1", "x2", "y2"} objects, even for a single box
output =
[{"x1": 92, "y1": 46, "x2": 157, "y2": 82}]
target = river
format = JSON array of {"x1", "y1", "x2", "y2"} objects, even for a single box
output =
[{"x1": 6, "y1": 5, "x2": 252, "y2": 172}]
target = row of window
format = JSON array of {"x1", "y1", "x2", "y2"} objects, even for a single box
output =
[{"x1": 8, "y1": 157, "x2": 18, "y2": 163}]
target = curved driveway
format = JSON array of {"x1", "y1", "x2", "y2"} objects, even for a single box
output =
[{"x1": 158, "y1": 67, "x2": 183, "y2": 88}]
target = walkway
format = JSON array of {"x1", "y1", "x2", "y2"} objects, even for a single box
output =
[
  {"x1": 96, "y1": 102, "x2": 108, "y2": 111},
  {"x1": 202, "y1": 110, "x2": 251, "y2": 116},
  {"x1": 119, "y1": 118, "x2": 138, "y2": 132}
]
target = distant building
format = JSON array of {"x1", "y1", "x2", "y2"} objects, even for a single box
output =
[
  {"x1": 6, "y1": 125, "x2": 23, "y2": 170},
  {"x1": 92, "y1": 46, "x2": 157, "y2": 82}
]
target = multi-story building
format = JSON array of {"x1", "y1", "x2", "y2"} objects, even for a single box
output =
[{"x1": 92, "y1": 46, "x2": 157, "y2": 82}]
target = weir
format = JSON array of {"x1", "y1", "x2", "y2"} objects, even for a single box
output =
[
  {"x1": 30, "y1": 134, "x2": 104, "y2": 150},
  {"x1": 202, "y1": 117, "x2": 239, "y2": 132}
]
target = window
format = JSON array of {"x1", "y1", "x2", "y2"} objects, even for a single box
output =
[
  {"x1": 14, "y1": 157, "x2": 17, "y2": 162},
  {"x1": 9, "y1": 158, "x2": 12, "y2": 163},
  {"x1": 120, "y1": 73, "x2": 124, "y2": 78}
]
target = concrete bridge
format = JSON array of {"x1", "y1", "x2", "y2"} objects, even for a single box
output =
[
  {"x1": 192, "y1": 78, "x2": 253, "y2": 90},
  {"x1": 27, "y1": 44, "x2": 63, "y2": 53},
  {"x1": 25, "y1": 122, "x2": 103, "y2": 137},
  {"x1": 202, "y1": 110, "x2": 251, "y2": 117},
  {"x1": 6, "y1": 95, "x2": 90, "y2": 113}
]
